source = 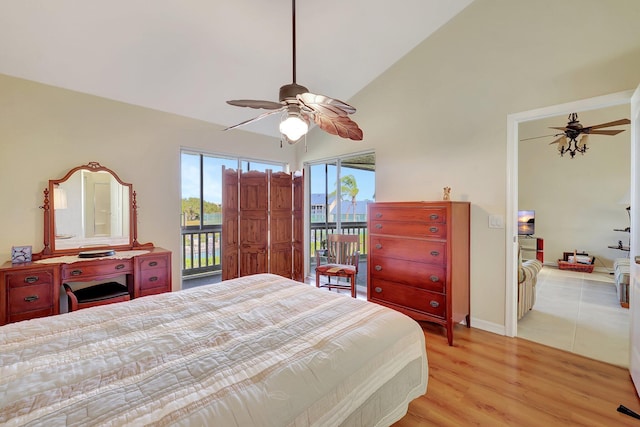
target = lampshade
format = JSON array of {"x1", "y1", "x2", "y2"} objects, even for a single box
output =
[
  {"x1": 279, "y1": 108, "x2": 309, "y2": 142},
  {"x1": 54, "y1": 187, "x2": 68, "y2": 210},
  {"x1": 577, "y1": 134, "x2": 588, "y2": 150}
]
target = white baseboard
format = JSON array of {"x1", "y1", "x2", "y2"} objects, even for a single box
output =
[{"x1": 466, "y1": 317, "x2": 506, "y2": 336}]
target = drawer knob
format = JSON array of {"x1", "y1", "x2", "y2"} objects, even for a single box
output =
[
  {"x1": 430, "y1": 300, "x2": 440, "y2": 308},
  {"x1": 24, "y1": 295, "x2": 39, "y2": 302},
  {"x1": 149, "y1": 261, "x2": 158, "y2": 267},
  {"x1": 375, "y1": 243, "x2": 382, "y2": 250},
  {"x1": 375, "y1": 265, "x2": 382, "y2": 271},
  {"x1": 375, "y1": 212, "x2": 382, "y2": 218},
  {"x1": 430, "y1": 275, "x2": 439, "y2": 282},
  {"x1": 429, "y1": 214, "x2": 439, "y2": 220},
  {"x1": 429, "y1": 226, "x2": 439, "y2": 233},
  {"x1": 115, "y1": 264, "x2": 126, "y2": 270},
  {"x1": 24, "y1": 276, "x2": 39, "y2": 284},
  {"x1": 149, "y1": 276, "x2": 158, "y2": 282},
  {"x1": 374, "y1": 287, "x2": 382, "y2": 293},
  {"x1": 375, "y1": 224, "x2": 382, "y2": 229},
  {"x1": 430, "y1": 250, "x2": 440, "y2": 257},
  {"x1": 71, "y1": 269, "x2": 83, "y2": 276}
]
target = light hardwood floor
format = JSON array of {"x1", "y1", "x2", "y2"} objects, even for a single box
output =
[{"x1": 393, "y1": 323, "x2": 640, "y2": 426}]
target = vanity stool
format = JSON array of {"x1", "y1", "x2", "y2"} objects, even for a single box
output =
[{"x1": 63, "y1": 282, "x2": 130, "y2": 312}]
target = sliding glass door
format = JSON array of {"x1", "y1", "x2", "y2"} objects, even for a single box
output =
[
  {"x1": 307, "y1": 153, "x2": 375, "y2": 271},
  {"x1": 180, "y1": 151, "x2": 285, "y2": 278}
]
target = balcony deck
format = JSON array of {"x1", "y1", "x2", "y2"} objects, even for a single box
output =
[{"x1": 183, "y1": 258, "x2": 368, "y2": 295}]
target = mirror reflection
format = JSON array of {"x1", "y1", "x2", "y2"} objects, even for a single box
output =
[{"x1": 53, "y1": 169, "x2": 131, "y2": 250}]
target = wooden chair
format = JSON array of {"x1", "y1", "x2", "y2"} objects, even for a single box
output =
[
  {"x1": 63, "y1": 282, "x2": 130, "y2": 312},
  {"x1": 315, "y1": 234, "x2": 360, "y2": 298}
]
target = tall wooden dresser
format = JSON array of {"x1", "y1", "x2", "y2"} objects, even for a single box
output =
[{"x1": 367, "y1": 201, "x2": 470, "y2": 345}]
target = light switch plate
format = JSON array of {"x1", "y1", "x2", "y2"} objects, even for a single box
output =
[{"x1": 488, "y1": 214, "x2": 504, "y2": 229}]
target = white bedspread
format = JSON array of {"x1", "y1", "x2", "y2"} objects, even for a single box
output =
[{"x1": 0, "y1": 273, "x2": 427, "y2": 427}]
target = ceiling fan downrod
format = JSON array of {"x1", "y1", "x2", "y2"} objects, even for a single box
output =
[
  {"x1": 291, "y1": 0, "x2": 297, "y2": 84},
  {"x1": 279, "y1": 0, "x2": 308, "y2": 102}
]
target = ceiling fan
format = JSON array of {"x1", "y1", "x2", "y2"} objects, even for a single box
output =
[
  {"x1": 223, "y1": 0, "x2": 363, "y2": 144},
  {"x1": 524, "y1": 112, "x2": 630, "y2": 158}
]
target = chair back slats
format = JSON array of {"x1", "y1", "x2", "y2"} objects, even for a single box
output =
[{"x1": 326, "y1": 234, "x2": 359, "y2": 267}]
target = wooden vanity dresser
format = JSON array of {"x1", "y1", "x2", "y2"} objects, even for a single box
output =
[
  {"x1": 0, "y1": 162, "x2": 172, "y2": 326},
  {"x1": 0, "y1": 248, "x2": 171, "y2": 325}
]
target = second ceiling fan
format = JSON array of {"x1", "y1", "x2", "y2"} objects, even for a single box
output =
[
  {"x1": 524, "y1": 112, "x2": 630, "y2": 158},
  {"x1": 224, "y1": 0, "x2": 363, "y2": 144}
]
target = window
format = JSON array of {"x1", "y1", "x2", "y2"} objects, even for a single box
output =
[{"x1": 180, "y1": 151, "x2": 285, "y2": 276}]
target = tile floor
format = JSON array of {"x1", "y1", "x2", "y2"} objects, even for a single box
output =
[{"x1": 517, "y1": 266, "x2": 629, "y2": 367}]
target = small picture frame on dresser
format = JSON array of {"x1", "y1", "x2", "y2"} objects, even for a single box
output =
[{"x1": 11, "y1": 245, "x2": 32, "y2": 263}]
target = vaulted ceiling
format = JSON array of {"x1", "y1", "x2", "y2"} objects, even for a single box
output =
[{"x1": 0, "y1": 0, "x2": 473, "y2": 137}]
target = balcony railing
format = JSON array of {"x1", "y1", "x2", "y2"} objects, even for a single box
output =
[
  {"x1": 181, "y1": 226, "x2": 221, "y2": 276},
  {"x1": 181, "y1": 221, "x2": 368, "y2": 277}
]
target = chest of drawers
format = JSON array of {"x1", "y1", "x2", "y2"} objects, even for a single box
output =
[{"x1": 367, "y1": 201, "x2": 470, "y2": 345}]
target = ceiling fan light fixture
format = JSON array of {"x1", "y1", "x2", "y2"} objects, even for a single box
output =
[
  {"x1": 578, "y1": 134, "x2": 589, "y2": 149},
  {"x1": 279, "y1": 107, "x2": 309, "y2": 142}
]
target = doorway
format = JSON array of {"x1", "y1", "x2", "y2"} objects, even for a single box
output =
[
  {"x1": 306, "y1": 152, "x2": 375, "y2": 282},
  {"x1": 506, "y1": 90, "x2": 635, "y2": 339}
]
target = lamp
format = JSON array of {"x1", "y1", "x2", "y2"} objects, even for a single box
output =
[
  {"x1": 53, "y1": 186, "x2": 68, "y2": 210},
  {"x1": 53, "y1": 185, "x2": 68, "y2": 239},
  {"x1": 279, "y1": 106, "x2": 309, "y2": 143}
]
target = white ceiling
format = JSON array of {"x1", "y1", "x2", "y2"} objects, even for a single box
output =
[{"x1": 0, "y1": 0, "x2": 473, "y2": 137}]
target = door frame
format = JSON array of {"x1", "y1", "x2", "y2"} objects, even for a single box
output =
[{"x1": 505, "y1": 90, "x2": 635, "y2": 337}]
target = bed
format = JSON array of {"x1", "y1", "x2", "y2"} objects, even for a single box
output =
[{"x1": 0, "y1": 273, "x2": 428, "y2": 427}]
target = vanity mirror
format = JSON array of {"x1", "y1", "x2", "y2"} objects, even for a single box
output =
[{"x1": 39, "y1": 162, "x2": 148, "y2": 257}]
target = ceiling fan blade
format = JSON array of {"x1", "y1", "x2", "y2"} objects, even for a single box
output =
[
  {"x1": 226, "y1": 100, "x2": 284, "y2": 110},
  {"x1": 586, "y1": 129, "x2": 627, "y2": 136},
  {"x1": 549, "y1": 126, "x2": 569, "y2": 131},
  {"x1": 520, "y1": 134, "x2": 562, "y2": 141},
  {"x1": 587, "y1": 118, "x2": 631, "y2": 130},
  {"x1": 314, "y1": 115, "x2": 363, "y2": 141},
  {"x1": 297, "y1": 92, "x2": 356, "y2": 117},
  {"x1": 223, "y1": 107, "x2": 286, "y2": 131}
]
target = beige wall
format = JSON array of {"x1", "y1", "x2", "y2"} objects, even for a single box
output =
[
  {"x1": 1, "y1": 0, "x2": 640, "y2": 333},
  {"x1": 0, "y1": 75, "x2": 294, "y2": 289},
  {"x1": 297, "y1": 0, "x2": 640, "y2": 331}
]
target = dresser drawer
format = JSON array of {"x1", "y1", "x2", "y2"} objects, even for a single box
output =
[
  {"x1": 138, "y1": 254, "x2": 169, "y2": 271},
  {"x1": 62, "y1": 260, "x2": 133, "y2": 281},
  {"x1": 138, "y1": 285, "x2": 169, "y2": 298},
  {"x1": 8, "y1": 283, "x2": 54, "y2": 314},
  {"x1": 139, "y1": 268, "x2": 169, "y2": 292},
  {"x1": 370, "y1": 237, "x2": 446, "y2": 264},
  {"x1": 370, "y1": 279, "x2": 446, "y2": 318},
  {"x1": 370, "y1": 221, "x2": 446, "y2": 238},
  {"x1": 6, "y1": 270, "x2": 54, "y2": 288},
  {"x1": 369, "y1": 206, "x2": 446, "y2": 224},
  {"x1": 370, "y1": 255, "x2": 445, "y2": 292}
]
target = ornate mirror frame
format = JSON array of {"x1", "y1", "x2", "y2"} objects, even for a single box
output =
[{"x1": 38, "y1": 162, "x2": 149, "y2": 258}]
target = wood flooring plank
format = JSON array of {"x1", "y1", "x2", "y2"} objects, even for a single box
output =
[{"x1": 393, "y1": 323, "x2": 640, "y2": 426}]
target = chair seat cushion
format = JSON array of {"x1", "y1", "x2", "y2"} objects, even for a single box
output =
[
  {"x1": 71, "y1": 282, "x2": 130, "y2": 303},
  {"x1": 316, "y1": 264, "x2": 356, "y2": 274}
]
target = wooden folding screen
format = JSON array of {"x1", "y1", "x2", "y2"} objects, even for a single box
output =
[{"x1": 221, "y1": 168, "x2": 303, "y2": 281}]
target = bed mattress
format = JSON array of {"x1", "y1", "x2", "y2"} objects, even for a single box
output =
[{"x1": 0, "y1": 273, "x2": 427, "y2": 426}]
